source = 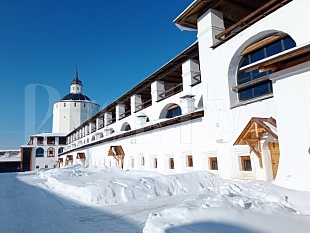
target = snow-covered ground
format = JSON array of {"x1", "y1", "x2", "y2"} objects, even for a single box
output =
[{"x1": 2, "y1": 165, "x2": 310, "y2": 233}]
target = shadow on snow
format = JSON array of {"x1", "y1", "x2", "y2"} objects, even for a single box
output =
[{"x1": 0, "y1": 172, "x2": 141, "y2": 233}]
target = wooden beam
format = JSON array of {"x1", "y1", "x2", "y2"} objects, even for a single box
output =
[
  {"x1": 242, "y1": 33, "x2": 286, "y2": 55},
  {"x1": 244, "y1": 44, "x2": 310, "y2": 73},
  {"x1": 215, "y1": 0, "x2": 279, "y2": 40},
  {"x1": 245, "y1": 140, "x2": 263, "y2": 168},
  {"x1": 254, "y1": 122, "x2": 259, "y2": 138}
]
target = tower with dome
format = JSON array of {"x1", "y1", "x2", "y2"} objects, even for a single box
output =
[{"x1": 52, "y1": 66, "x2": 100, "y2": 134}]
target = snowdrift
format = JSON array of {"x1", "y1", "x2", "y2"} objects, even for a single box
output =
[{"x1": 35, "y1": 165, "x2": 310, "y2": 233}]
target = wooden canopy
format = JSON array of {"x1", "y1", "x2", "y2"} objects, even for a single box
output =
[
  {"x1": 76, "y1": 153, "x2": 86, "y2": 159},
  {"x1": 108, "y1": 146, "x2": 125, "y2": 168},
  {"x1": 234, "y1": 117, "x2": 277, "y2": 167}
]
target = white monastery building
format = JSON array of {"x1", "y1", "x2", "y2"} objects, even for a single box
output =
[
  {"x1": 20, "y1": 68, "x2": 99, "y2": 171},
  {"x1": 19, "y1": 0, "x2": 310, "y2": 191},
  {"x1": 52, "y1": 66, "x2": 100, "y2": 134}
]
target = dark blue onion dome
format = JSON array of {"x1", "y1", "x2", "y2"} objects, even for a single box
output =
[{"x1": 61, "y1": 93, "x2": 91, "y2": 101}]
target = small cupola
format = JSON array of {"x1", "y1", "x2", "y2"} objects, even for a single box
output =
[{"x1": 70, "y1": 65, "x2": 83, "y2": 94}]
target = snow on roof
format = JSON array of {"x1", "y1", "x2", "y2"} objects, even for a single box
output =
[{"x1": 31, "y1": 132, "x2": 67, "y2": 137}]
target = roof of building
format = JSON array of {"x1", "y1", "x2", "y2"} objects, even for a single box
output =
[
  {"x1": 174, "y1": 0, "x2": 292, "y2": 48},
  {"x1": 30, "y1": 132, "x2": 67, "y2": 137},
  {"x1": 71, "y1": 77, "x2": 83, "y2": 86},
  {"x1": 61, "y1": 93, "x2": 91, "y2": 101}
]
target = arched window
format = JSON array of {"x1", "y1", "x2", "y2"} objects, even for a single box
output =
[
  {"x1": 36, "y1": 147, "x2": 44, "y2": 157},
  {"x1": 47, "y1": 147, "x2": 55, "y2": 157},
  {"x1": 121, "y1": 122, "x2": 131, "y2": 131},
  {"x1": 237, "y1": 34, "x2": 296, "y2": 101},
  {"x1": 58, "y1": 147, "x2": 64, "y2": 154},
  {"x1": 166, "y1": 104, "x2": 182, "y2": 118}
]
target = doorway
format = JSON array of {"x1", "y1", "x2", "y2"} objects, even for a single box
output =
[{"x1": 269, "y1": 142, "x2": 280, "y2": 179}]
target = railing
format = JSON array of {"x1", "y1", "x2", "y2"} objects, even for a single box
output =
[
  {"x1": 134, "y1": 99, "x2": 152, "y2": 113},
  {"x1": 119, "y1": 109, "x2": 131, "y2": 120},
  {"x1": 98, "y1": 123, "x2": 104, "y2": 129},
  {"x1": 106, "y1": 117, "x2": 116, "y2": 126},
  {"x1": 158, "y1": 83, "x2": 183, "y2": 102}
]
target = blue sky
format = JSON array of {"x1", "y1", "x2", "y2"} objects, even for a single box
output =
[{"x1": 0, "y1": 0, "x2": 196, "y2": 149}]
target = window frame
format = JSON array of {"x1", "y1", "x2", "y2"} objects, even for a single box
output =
[
  {"x1": 35, "y1": 147, "x2": 44, "y2": 157},
  {"x1": 209, "y1": 157, "x2": 218, "y2": 170},
  {"x1": 141, "y1": 156, "x2": 145, "y2": 166},
  {"x1": 169, "y1": 158, "x2": 174, "y2": 169},
  {"x1": 154, "y1": 158, "x2": 158, "y2": 169},
  {"x1": 235, "y1": 35, "x2": 296, "y2": 102},
  {"x1": 47, "y1": 147, "x2": 55, "y2": 157},
  {"x1": 241, "y1": 156, "x2": 252, "y2": 171},
  {"x1": 166, "y1": 105, "x2": 182, "y2": 118},
  {"x1": 186, "y1": 155, "x2": 193, "y2": 167}
]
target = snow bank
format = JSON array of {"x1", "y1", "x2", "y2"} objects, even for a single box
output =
[
  {"x1": 36, "y1": 165, "x2": 221, "y2": 205},
  {"x1": 35, "y1": 166, "x2": 310, "y2": 233},
  {"x1": 143, "y1": 180, "x2": 310, "y2": 233}
]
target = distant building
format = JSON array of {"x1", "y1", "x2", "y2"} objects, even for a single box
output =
[
  {"x1": 0, "y1": 149, "x2": 21, "y2": 172},
  {"x1": 20, "y1": 69, "x2": 99, "y2": 170},
  {"x1": 52, "y1": 66, "x2": 100, "y2": 134}
]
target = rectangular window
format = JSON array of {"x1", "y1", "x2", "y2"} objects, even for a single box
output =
[
  {"x1": 141, "y1": 157, "x2": 145, "y2": 166},
  {"x1": 58, "y1": 137, "x2": 66, "y2": 145},
  {"x1": 37, "y1": 137, "x2": 44, "y2": 145},
  {"x1": 209, "y1": 157, "x2": 218, "y2": 170},
  {"x1": 47, "y1": 137, "x2": 55, "y2": 145},
  {"x1": 131, "y1": 159, "x2": 134, "y2": 168},
  {"x1": 186, "y1": 155, "x2": 193, "y2": 167},
  {"x1": 64, "y1": 103, "x2": 66, "y2": 107},
  {"x1": 241, "y1": 156, "x2": 252, "y2": 171},
  {"x1": 154, "y1": 158, "x2": 157, "y2": 168},
  {"x1": 169, "y1": 158, "x2": 174, "y2": 169},
  {"x1": 74, "y1": 103, "x2": 77, "y2": 107}
]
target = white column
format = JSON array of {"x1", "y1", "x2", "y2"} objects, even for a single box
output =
[
  {"x1": 131, "y1": 94, "x2": 142, "y2": 113},
  {"x1": 197, "y1": 9, "x2": 225, "y2": 47},
  {"x1": 151, "y1": 81, "x2": 165, "y2": 104},
  {"x1": 182, "y1": 59, "x2": 200, "y2": 93},
  {"x1": 104, "y1": 112, "x2": 112, "y2": 126},
  {"x1": 116, "y1": 103, "x2": 125, "y2": 120}
]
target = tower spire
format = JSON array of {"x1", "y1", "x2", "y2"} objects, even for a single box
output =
[{"x1": 75, "y1": 64, "x2": 79, "y2": 80}]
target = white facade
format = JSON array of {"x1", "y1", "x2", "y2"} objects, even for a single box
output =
[
  {"x1": 52, "y1": 71, "x2": 99, "y2": 134},
  {"x1": 270, "y1": 61, "x2": 310, "y2": 190},
  {"x1": 41, "y1": 0, "x2": 310, "y2": 191},
  {"x1": 20, "y1": 69, "x2": 100, "y2": 171},
  {"x1": 21, "y1": 133, "x2": 67, "y2": 170}
]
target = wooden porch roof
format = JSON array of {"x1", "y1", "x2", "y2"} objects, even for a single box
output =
[
  {"x1": 234, "y1": 117, "x2": 277, "y2": 168},
  {"x1": 234, "y1": 117, "x2": 277, "y2": 146},
  {"x1": 108, "y1": 146, "x2": 125, "y2": 156}
]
